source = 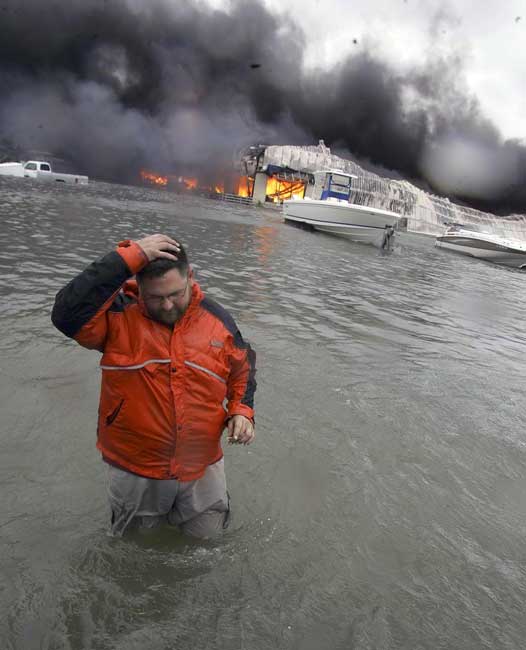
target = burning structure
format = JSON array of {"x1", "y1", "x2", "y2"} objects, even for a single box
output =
[
  {"x1": 139, "y1": 139, "x2": 526, "y2": 240},
  {"x1": 236, "y1": 140, "x2": 417, "y2": 212},
  {"x1": 235, "y1": 141, "x2": 526, "y2": 239}
]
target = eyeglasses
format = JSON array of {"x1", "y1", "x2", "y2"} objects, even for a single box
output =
[{"x1": 143, "y1": 278, "x2": 189, "y2": 306}]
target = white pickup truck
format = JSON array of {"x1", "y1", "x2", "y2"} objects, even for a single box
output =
[{"x1": 0, "y1": 160, "x2": 89, "y2": 184}]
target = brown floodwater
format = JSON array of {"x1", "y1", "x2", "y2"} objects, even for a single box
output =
[{"x1": 1, "y1": 176, "x2": 526, "y2": 650}]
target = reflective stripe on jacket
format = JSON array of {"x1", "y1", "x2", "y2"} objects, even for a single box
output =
[{"x1": 51, "y1": 241, "x2": 256, "y2": 481}]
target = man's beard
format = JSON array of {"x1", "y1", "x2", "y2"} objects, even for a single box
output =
[{"x1": 147, "y1": 306, "x2": 185, "y2": 326}]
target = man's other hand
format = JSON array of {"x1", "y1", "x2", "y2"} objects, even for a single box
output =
[
  {"x1": 135, "y1": 234, "x2": 180, "y2": 262},
  {"x1": 227, "y1": 415, "x2": 255, "y2": 445}
]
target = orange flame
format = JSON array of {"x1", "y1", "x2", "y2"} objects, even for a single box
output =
[
  {"x1": 182, "y1": 177, "x2": 197, "y2": 190},
  {"x1": 236, "y1": 176, "x2": 254, "y2": 197},
  {"x1": 266, "y1": 177, "x2": 305, "y2": 202},
  {"x1": 139, "y1": 171, "x2": 250, "y2": 196},
  {"x1": 140, "y1": 169, "x2": 168, "y2": 186}
]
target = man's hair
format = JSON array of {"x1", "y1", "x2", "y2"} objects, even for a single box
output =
[{"x1": 136, "y1": 242, "x2": 189, "y2": 283}]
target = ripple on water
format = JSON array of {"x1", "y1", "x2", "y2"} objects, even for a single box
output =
[{"x1": 2, "y1": 178, "x2": 526, "y2": 649}]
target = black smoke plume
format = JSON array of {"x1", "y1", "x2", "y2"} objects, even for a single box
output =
[{"x1": 0, "y1": 0, "x2": 524, "y2": 214}]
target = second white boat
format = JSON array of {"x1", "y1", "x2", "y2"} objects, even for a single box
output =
[{"x1": 435, "y1": 224, "x2": 526, "y2": 269}]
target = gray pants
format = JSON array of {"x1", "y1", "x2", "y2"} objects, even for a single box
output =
[{"x1": 106, "y1": 458, "x2": 230, "y2": 538}]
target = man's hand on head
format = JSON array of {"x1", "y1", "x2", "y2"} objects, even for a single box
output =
[
  {"x1": 227, "y1": 415, "x2": 255, "y2": 445},
  {"x1": 135, "y1": 234, "x2": 180, "y2": 262}
]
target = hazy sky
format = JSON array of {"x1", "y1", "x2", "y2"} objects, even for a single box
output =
[{"x1": 257, "y1": 0, "x2": 526, "y2": 141}]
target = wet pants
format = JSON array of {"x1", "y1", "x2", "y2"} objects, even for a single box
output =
[{"x1": 106, "y1": 457, "x2": 230, "y2": 538}]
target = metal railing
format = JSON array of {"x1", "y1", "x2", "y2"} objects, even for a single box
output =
[{"x1": 209, "y1": 192, "x2": 254, "y2": 206}]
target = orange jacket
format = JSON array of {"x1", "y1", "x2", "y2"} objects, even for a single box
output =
[{"x1": 51, "y1": 241, "x2": 256, "y2": 481}]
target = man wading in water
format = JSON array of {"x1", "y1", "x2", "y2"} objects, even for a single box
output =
[{"x1": 52, "y1": 234, "x2": 256, "y2": 537}]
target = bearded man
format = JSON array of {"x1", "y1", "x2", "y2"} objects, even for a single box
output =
[{"x1": 52, "y1": 234, "x2": 256, "y2": 537}]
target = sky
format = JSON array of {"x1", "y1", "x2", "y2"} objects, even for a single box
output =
[
  {"x1": 262, "y1": 0, "x2": 526, "y2": 141},
  {"x1": 1, "y1": 0, "x2": 526, "y2": 213}
]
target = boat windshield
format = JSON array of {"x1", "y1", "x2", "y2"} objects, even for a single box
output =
[
  {"x1": 330, "y1": 173, "x2": 352, "y2": 190},
  {"x1": 321, "y1": 172, "x2": 352, "y2": 200}
]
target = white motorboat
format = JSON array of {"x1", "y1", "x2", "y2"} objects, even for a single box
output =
[
  {"x1": 435, "y1": 224, "x2": 526, "y2": 269},
  {"x1": 282, "y1": 170, "x2": 401, "y2": 247}
]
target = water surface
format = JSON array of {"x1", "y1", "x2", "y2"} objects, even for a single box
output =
[{"x1": 1, "y1": 176, "x2": 526, "y2": 649}]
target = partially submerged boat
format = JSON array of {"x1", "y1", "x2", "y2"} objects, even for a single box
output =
[
  {"x1": 282, "y1": 170, "x2": 401, "y2": 247},
  {"x1": 435, "y1": 224, "x2": 526, "y2": 269}
]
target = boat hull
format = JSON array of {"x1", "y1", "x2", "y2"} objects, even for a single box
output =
[
  {"x1": 282, "y1": 199, "x2": 399, "y2": 245},
  {"x1": 436, "y1": 237, "x2": 526, "y2": 268}
]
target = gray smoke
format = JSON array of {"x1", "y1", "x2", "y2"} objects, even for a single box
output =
[{"x1": 0, "y1": 0, "x2": 524, "y2": 213}]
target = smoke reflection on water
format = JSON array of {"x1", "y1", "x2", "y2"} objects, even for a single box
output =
[{"x1": 1, "y1": 177, "x2": 526, "y2": 649}]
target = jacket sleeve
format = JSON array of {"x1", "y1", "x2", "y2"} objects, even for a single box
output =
[
  {"x1": 51, "y1": 241, "x2": 147, "y2": 351},
  {"x1": 226, "y1": 328, "x2": 257, "y2": 421}
]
